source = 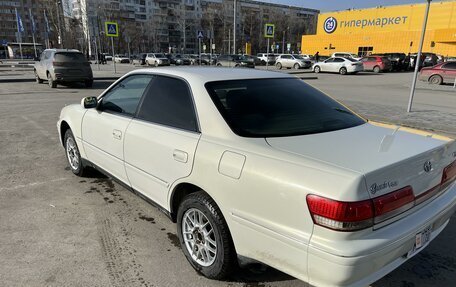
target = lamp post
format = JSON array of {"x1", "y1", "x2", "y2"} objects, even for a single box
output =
[
  {"x1": 233, "y1": 0, "x2": 236, "y2": 54},
  {"x1": 407, "y1": 0, "x2": 432, "y2": 113}
]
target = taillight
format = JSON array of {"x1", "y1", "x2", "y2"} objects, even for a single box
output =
[
  {"x1": 306, "y1": 195, "x2": 373, "y2": 231},
  {"x1": 308, "y1": 186, "x2": 415, "y2": 231},
  {"x1": 442, "y1": 160, "x2": 456, "y2": 186},
  {"x1": 372, "y1": 186, "x2": 414, "y2": 223}
]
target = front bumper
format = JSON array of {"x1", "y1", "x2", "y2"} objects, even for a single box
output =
[{"x1": 307, "y1": 182, "x2": 456, "y2": 287}]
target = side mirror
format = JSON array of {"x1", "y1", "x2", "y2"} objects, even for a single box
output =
[{"x1": 81, "y1": 96, "x2": 98, "y2": 109}]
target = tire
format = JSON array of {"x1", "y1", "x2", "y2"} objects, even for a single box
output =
[
  {"x1": 373, "y1": 66, "x2": 381, "y2": 73},
  {"x1": 146, "y1": 60, "x2": 150, "y2": 66},
  {"x1": 429, "y1": 75, "x2": 443, "y2": 85},
  {"x1": 34, "y1": 70, "x2": 43, "y2": 83},
  {"x1": 64, "y1": 129, "x2": 87, "y2": 176},
  {"x1": 314, "y1": 66, "x2": 320, "y2": 73},
  {"x1": 339, "y1": 67, "x2": 347, "y2": 75},
  {"x1": 154, "y1": 61, "x2": 159, "y2": 67},
  {"x1": 293, "y1": 63, "x2": 300, "y2": 70},
  {"x1": 177, "y1": 191, "x2": 236, "y2": 279},
  {"x1": 216, "y1": 63, "x2": 222, "y2": 67},
  {"x1": 47, "y1": 73, "x2": 57, "y2": 88},
  {"x1": 276, "y1": 62, "x2": 282, "y2": 69},
  {"x1": 85, "y1": 80, "x2": 93, "y2": 88}
]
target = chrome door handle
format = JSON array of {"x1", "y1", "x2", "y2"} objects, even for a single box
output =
[
  {"x1": 173, "y1": 149, "x2": 188, "y2": 163},
  {"x1": 112, "y1": 129, "x2": 122, "y2": 140}
]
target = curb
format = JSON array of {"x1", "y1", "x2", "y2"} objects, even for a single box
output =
[{"x1": 0, "y1": 77, "x2": 120, "y2": 83}]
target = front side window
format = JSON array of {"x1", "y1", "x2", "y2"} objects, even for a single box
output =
[
  {"x1": 205, "y1": 78, "x2": 365, "y2": 137},
  {"x1": 137, "y1": 76, "x2": 198, "y2": 132},
  {"x1": 99, "y1": 75, "x2": 153, "y2": 116}
]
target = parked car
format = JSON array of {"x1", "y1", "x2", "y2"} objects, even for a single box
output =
[
  {"x1": 256, "y1": 53, "x2": 276, "y2": 65},
  {"x1": 200, "y1": 54, "x2": 216, "y2": 65},
  {"x1": 131, "y1": 53, "x2": 147, "y2": 65},
  {"x1": 145, "y1": 53, "x2": 170, "y2": 67},
  {"x1": 102, "y1": 53, "x2": 112, "y2": 61},
  {"x1": 114, "y1": 54, "x2": 130, "y2": 64},
  {"x1": 419, "y1": 61, "x2": 456, "y2": 85},
  {"x1": 216, "y1": 54, "x2": 255, "y2": 68},
  {"x1": 275, "y1": 54, "x2": 312, "y2": 69},
  {"x1": 165, "y1": 54, "x2": 191, "y2": 65},
  {"x1": 331, "y1": 52, "x2": 361, "y2": 61},
  {"x1": 242, "y1": 55, "x2": 262, "y2": 66},
  {"x1": 361, "y1": 56, "x2": 392, "y2": 73},
  {"x1": 34, "y1": 49, "x2": 93, "y2": 88},
  {"x1": 375, "y1": 53, "x2": 409, "y2": 71},
  {"x1": 313, "y1": 57, "x2": 363, "y2": 75},
  {"x1": 58, "y1": 67, "x2": 456, "y2": 287}
]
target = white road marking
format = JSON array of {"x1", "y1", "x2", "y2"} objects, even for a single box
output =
[{"x1": 0, "y1": 177, "x2": 68, "y2": 192}]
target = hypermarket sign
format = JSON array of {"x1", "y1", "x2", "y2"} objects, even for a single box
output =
[{"x1": 324, "y1": 15, "x2": 409, "y2": 33}]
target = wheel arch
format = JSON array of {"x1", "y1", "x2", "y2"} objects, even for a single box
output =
[
  {"x1": 59, "y1": 120, "x2": 71, "y2": 147},
  {"x1": 169, "y1": 182, "x2": 205, "y2": 222}
]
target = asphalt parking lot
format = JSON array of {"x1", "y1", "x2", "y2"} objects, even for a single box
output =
[{"x1": 0, "y1": 70, "x2": 455, "y2": 287}]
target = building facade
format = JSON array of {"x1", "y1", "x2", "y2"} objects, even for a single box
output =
[
  {"x1": 301, "y1": 1, "x2": 456, "y2": 57},
  {"x1": 71, "y1": 0, "x2": 318, "y2": 55}
]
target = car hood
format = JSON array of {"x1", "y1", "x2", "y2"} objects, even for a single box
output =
[{"x1": 266, "y1": 122, "x2": 455, "y2": 198}]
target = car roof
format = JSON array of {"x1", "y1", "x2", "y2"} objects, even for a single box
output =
[
  {"x1": 129, "y1": 67, "x2": 293, "y2": 83},
  {"x1": 45, "y1": 48, "x2": 80, "y2": 53}
]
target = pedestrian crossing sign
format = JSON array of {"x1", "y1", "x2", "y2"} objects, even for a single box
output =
[
  {"x1": 105, "y1": 22, "x2": 119, "y2": 37},
  {"x1": 264, "y1": 23, "x2": 274, "y2": 38}
]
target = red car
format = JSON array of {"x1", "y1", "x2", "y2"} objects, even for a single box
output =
[
  {"x1": 361, "y1": 56, "x2": 392, "y2": 73},
  {"x1": 419, "y1": 61, "x2": 456, "y2": 85}
]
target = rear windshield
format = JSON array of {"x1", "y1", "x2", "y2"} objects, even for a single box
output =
[
  {"x1": 294, "y1": 55, "x2": 305, "y2": 59},
  {"x1": 347, "y1": 58, "x2": 358, "y2": 62},
  {"x1": 155, "y1": 53, "x2": 165, "y2": 58},
  {"x1": 205, "y1": 78, "x2": 366, "y2": 137},
  {"x1": 54, "y1": 52, "x2": 86, "y2": 62}
]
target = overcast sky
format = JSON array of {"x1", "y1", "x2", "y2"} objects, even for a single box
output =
[{"x1": 258, "y1": 0, "x2": 424, "y2": 12}]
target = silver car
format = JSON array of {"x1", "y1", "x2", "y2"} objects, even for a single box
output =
[
  {"x1": 145, "y1": 53, "x2": 170, "y2": 67},
  {"x1": 34, "y1": 49, "x2": 93, "y2": 88},
  {"x1": 275, "y1": 54, "x2": 312, "y2": 69}
]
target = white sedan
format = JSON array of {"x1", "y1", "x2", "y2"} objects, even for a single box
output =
[
  {"x1": 58, "y1": 67, "x2": 456, "y2": 287},
  {"x1": 313, "y1": 57, "x2": 364, "y2": 75},
  {"x1": 113, "y1": 54, "x2": 130, "y2": 63}
]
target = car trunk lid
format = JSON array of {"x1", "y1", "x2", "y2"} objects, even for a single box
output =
[{"x1": 266, "y1": 123, "x2": 455, "y2": 203}]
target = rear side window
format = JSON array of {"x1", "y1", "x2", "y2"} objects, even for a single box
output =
[
  {"x1": 442, "y1": 62, "x2": 456, "y2": 69},
  {"x1": 205, "y1": 78, "x2": 365, "y2": 137},
  {"x1": 54, "y1": 52, "x2": 86, "y2": 62},
  {"x1": 334, "y1": 58, "x2": 345, "y2": 62},
  {"x1": 137, "y1": 76, "x2": 198, "y2": 132}
]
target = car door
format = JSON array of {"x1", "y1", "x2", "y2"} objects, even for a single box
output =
[
  {"x1": 124, "y1": 75, "x2": 201, "y2": 208},
  {"x1": 441, "y1": 62, "x2": 456, "y2": 82},
  {"x1": 321, "y1": 58, "x2": 334, "y2": 72},
  {"x1": 81, "y1": 74, "x2": 153, "y2": 184},
  {"x1": 332, "y1": 57, "x2": 346, "y2": 72}
]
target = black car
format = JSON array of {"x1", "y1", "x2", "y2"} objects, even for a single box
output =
[
  {"x1": 373, "y1": 53, "x2": 409, "y2": 71},
  {"x1": 131, "y1": 53, "x2": 147, "y2": 65},
  {"x1": 216, "y1": 55, "x2": 255, "y2": 68},
  {"x1": 166, "y1": 54, "x2": 191, "y2": 65}
]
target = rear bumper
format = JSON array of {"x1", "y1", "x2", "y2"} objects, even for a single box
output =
[{"x1": 307, "y1": 182, "x2": 456, "y2": 287}]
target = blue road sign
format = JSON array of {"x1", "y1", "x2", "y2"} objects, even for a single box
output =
[
  {"x1": 1, "y1": 39, "x2": 8, "y2": 47},
  {"x1": 197, "y1": 30, "x2": 204, "y2": 39}
]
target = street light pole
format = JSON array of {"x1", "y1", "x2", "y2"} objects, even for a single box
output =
[
  {"x1": 407, "y1": 0, "x2": 432, "y2": 113},
  {"x1": 233, "y1": 0, "x2": 236, "y2": 54}
]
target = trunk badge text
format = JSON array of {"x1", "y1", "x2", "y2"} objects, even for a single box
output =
[
  {"x1": 370, "y1": 181, "x2": 398, "y2": 194},
  {"x1": 423, "y1": 161, "x2": 432, "y2": 173}
]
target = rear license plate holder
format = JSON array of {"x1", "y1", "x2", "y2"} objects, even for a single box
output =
[{"x1": 407, "y1": 224, "x2": 432, "y2": 258}]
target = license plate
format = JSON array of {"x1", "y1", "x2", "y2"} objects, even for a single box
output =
[{"x1": 407, "y1": 225, "x2": 432, "y2": 258}]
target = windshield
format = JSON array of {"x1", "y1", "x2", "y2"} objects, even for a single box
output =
[
  {"x1": 205, "y1": 78, "x2": 365, "y2": 137},
  {"x1": 294, "y1": 55, "x2": 304, "y2": 60},
  {"x1": 54, "y1": 52, "x2": 87, "y2": 62}
]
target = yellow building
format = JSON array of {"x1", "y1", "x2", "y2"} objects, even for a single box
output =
[{"x1": 301, "y1": 1, "x2": 456, "y2": 57}]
